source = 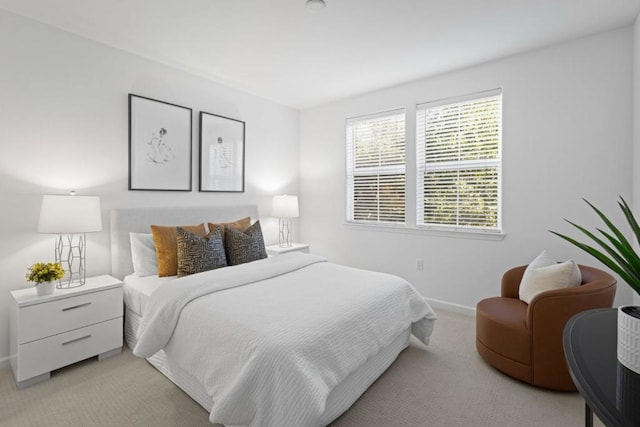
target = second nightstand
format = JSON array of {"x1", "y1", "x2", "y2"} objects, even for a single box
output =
[
  {"x1": 10, "y1": 275, "x2": 123, "y2": 388},
  {"x1": 266, "y1": 243, "x2": 310, "y2": 256}
]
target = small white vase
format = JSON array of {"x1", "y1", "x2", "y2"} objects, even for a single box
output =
[
  {"x1": 35, "y1": 281, "x2": 55, "y2": 297},
  {"x1": 618, "y1": 305, "x2": 640, "y2": 375}
]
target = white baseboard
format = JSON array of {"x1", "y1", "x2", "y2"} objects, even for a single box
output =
[
  {"x1": 426, "y1": 297, "x2": 476, "y2": 317},
  {"x1": 0, "y1": 355, "x2": 10, "y2": 371}
]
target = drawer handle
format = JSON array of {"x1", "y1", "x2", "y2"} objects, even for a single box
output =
[
  {"x1": 61, "y1": 334, "x2": 92, "y2": 346},
  {"x1": 62, "y1": 302, "x2": 92, "y2": 312}
]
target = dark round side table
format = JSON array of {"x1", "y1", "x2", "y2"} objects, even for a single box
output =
[{"x1": 563, "y1": 308, "x2": 640, "y2": 427}]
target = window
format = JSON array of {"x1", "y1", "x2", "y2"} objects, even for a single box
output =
[
  {"x1": 416, "y1": 89, "x2": 502, "y2": 233},
  {"x1": 346, "y1": 109, "x2": 406, "y2": 224}
]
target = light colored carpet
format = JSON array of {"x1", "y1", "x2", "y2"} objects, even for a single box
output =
[{"x1": 0, "y1": 309, "x2": 603, "y2": 427}]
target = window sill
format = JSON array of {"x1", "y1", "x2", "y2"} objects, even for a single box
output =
[{"x1": 343, "y1": 222, "x2": 506, "y2": 241}]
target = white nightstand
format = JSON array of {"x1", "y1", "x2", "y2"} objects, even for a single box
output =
[
  {"x1": 266, "y1": 243, "x2": 310, "y2": 256},
  {"x1": 10, "y1": 275, "x2": 123, "y2": 388}
]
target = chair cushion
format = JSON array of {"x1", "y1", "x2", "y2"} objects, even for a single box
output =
[
  {"x1": 476, "y1": 297, "x2": 531, "y2": 365},
  {"x1": 519, "y1": 260, "x2": 581, "y2": 304},
  {"x1": 519, "y1": 250, "x2": 556, "y2": 285}
]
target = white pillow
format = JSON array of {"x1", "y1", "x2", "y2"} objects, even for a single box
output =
[
  {"x1": 519, "y1": 252, "x2": 581, "y2": 304},
  {"x1": 129, "y1": 232, "x2": 158, "y2": 277},
  {"x1": 520, "y1": 250, "x2": 556, "y2": 286}
]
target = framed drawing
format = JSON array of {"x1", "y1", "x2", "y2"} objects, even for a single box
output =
[
  {"x1": 199, "y1": 111, "x2": 245, "y2": 192},
  {"x1": 128, "y1": 94, "x2": 192, "y2": 191}
]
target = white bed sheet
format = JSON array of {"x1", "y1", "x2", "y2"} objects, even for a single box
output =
[
  {"x1": 134, "y1": 253, "x2": 436, "y2": 427},
  {"x1": 123, "y1": 274, "x2": 176, "y2": 315},
  {"x1": 125, "y1": 307, "x2": 413, "y2": 424}
]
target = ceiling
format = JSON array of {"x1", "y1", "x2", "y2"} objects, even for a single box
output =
[{"x1": 1, "y1": 0, "x2": 640, "y2": 109}]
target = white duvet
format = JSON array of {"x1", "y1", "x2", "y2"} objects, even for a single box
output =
[{"x1": 134, "y1": 253, "x2": 437, "y2": 427}]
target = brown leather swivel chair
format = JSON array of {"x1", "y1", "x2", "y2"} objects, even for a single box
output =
[{"x1": 476, "y1": 264, "x2": 616, "y2": 391}]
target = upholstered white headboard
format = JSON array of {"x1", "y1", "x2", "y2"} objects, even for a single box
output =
[{"x1": 110, "y1": 205, "x2": 259, "y2": 280}]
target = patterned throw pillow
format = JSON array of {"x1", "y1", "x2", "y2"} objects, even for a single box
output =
[
  {"x1": 176, "y1": 226, "x2": 227, "y2": 277},
  {"x1": 224, "y1": 221, "x2": 268, "y2": 266},
  {"x1": 208, "y1": 217, "x2": 251, "y2": 241},
  {"x1": 151, "y1": 223, "x2": 207, "y2": 277}
]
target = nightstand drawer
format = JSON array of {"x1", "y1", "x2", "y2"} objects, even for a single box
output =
[
  {"x1": 15, "y1": 317, "x2": 123, "y2": 382},
  {"x1": 19, "y1": 287, "x2": 123, "y2": 344}
]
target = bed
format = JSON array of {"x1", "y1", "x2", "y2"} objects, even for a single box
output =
[{"x1": 110, "y1": 205, "x2": 437, "y2": 427}]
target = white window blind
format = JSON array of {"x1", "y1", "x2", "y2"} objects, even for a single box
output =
[
  {"x1": 416, "y1": 89, "x2": 502, "y2": 232},
  {"x1": 346, "y1": 109, "x2": 406, "y2": 224}
]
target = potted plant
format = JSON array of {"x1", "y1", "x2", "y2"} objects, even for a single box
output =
[
  {"x1": 550, "y1": 196, "x2": 640, "y2": 376},
  {"x1": 26, "y1": 262, "x2": 65, "y2": 296}
]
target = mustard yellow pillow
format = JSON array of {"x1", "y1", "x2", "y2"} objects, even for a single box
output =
[
  {"x1": 207, "y1": 217, "x2": 251, "y2": 240},
  {"x1": 150, "y1": 224, "x2": 206, "y2": 277}
]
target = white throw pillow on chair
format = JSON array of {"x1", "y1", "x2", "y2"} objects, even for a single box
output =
[{"x1": 519, "y1": 251, "x2": 582, "y2": 304}]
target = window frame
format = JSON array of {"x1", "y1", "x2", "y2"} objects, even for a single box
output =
[
  {"x1": 346, "y1": 108, "x2": 407, "y2": 225},
  {"x1": 415, "y1": 89, "x2": 503, "y2": 235}
]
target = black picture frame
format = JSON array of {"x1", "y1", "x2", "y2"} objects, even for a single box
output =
[
  {"x1": 128, "y1": 94, "x2": 192, "y2": 191},
  {"x1": 199, "y1": 111, "x2": 245, "y2": 192}
]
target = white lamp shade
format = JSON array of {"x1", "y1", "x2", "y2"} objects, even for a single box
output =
[
  {"x1": 38, "y1": 195, "x2": 102, "y2": 234},
  {"x1": 272, "y1": 195, "x2": 299, "y2": 218}
]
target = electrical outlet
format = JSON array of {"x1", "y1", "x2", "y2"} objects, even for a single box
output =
[{"x1": 416, "y1": 259, "x2": 424, "y2": 271}]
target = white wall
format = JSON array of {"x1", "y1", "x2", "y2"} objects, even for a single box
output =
[
  {"x1": 0, "y1": 10, "x2": 300, "y2": 363},
  {"x1": 300, "y1": 27, "x2": 634, "y2": 312}
]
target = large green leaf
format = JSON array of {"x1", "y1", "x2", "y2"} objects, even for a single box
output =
[
  {"x1": 564, "y1": 219, "x2": 636, "y2": 279},
  {"x1": 550, "y1": 230, "x2": 637, "y2": 288},
  {"x1": 584, "y1": 199, "x2": 635, "y2": 253},
  {"x1": 550, "y1": 197, "x2": 640, "y2": 296},
  {"x1": 596, "y1": 228, "x2": 640, "y2": 278},
  {"x1": 619, "y1": 197, "x2": 640, "y2": 245}
]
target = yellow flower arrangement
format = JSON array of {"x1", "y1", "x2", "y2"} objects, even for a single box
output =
[{"x1": 26, "y1": 262, "x2": 65, "y2": 284}]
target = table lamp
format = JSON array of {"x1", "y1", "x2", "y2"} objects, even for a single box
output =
[
  {"x1": 37, "y1": 193, "x2": 102, "y2": 288},
  {"x1": 272, "y1": 195, "x2": 299, "y2": 248}
]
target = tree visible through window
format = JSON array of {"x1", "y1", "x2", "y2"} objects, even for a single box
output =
[
  {"x1": 416, "y1": 90, "x2": 502, "y2": 232},
  {"x1": 346, "y1": 109, "x2": 406, "y2": 224}
]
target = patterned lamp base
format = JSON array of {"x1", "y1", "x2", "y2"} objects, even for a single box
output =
[
  {"x1": 278, "y1": 218, "x2": 293, "y2": 248},
  {"x1": 54, "y1": 233, "x2": 87, "y2": 288}
]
